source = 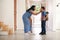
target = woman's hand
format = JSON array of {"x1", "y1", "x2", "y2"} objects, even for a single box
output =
[{"x1": 30, "y1": 10, "x2": 41, "y2": 15}]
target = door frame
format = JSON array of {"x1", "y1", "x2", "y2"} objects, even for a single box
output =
[{"x1": 14, "y1": 0, "x2": 17, "y2": 31}]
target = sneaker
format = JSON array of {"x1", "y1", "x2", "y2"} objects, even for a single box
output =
[
  {"x1": 39, "y1": 32, "x2": 43, "y2": 34},
  {"x1": 39, "y1": 32, "x2": 46, "y2": 35}
]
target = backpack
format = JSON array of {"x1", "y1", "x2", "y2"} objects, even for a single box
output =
[{"x1": 45, "y1": 12, "x2": 49, "y2": 21}]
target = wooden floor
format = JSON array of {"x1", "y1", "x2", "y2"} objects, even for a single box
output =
[{"x1": 0, "y1": 28, "x2": 60, "y2": 40}]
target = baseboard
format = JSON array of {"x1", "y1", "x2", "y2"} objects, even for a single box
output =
[
  {"x1": 0, "y1": 31, "x2": 8, "y2": 36},
  {"x1": 56, "y1": 29, "x2": 60, "y2": 31},
  {"x1": 17, "y1": 28, "x2": 24, "y2": 30}
]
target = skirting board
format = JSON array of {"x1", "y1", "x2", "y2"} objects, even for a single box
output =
[
  {"x1": 17, "y1": 28, "x2": 24, "y2": 30},
  {"x1": 0, "y1": 31, "x2": 8, "y2": 36}
]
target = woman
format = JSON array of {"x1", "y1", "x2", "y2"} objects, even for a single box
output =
[{"x1": 22, "y1": 5, "x2": 40, "y2": 34}]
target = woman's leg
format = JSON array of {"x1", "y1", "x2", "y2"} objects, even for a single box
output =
[
  {"x1": 23, "y1": 17, "x2": 28, "y2": 33},
  {"x1": 29, "y1": 18, "x2": 32, "y2": 33},
  {"x1": 24, "y1": 19, "x2": 31, "y2": 33}
]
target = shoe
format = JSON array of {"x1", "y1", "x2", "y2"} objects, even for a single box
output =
[
  {"x1": 24, "y1": 33, "x2": 29, "y2": 36},
  {"x1": 28, "y1": 32, "x2": 35, "y2": 35},
  {"x1": 39, "y1": 32, "x2": 43, "y2": 34},
  {"x1": 39, "y1": 32, "x2": 46, "y2": 35}
]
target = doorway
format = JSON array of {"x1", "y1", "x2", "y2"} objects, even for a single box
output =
[
  {"x1": 15, "y1": 0, "x2": 53, "y2": 33},
  {"x1": 25, "y1": 0, "x2": 53, "y2": 34}
]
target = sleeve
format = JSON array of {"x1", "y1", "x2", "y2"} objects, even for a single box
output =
[{"x1": 44, "y1": 12, "x2": 46, "y2": 16}]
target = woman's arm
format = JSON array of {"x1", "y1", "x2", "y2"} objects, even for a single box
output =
[{"x1": 30, "y1": 10, "x2": 41, "y2": 15}]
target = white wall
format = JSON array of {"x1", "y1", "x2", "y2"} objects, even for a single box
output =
[
  {"x1": 17, "y1": 0, "x2": 26, "y2": 29},
  {"x1": 53, "y1": 0, "x2": 57, "y2": 31},
  {"x1": 46, "y1": 0, "x2": 54, "y2": 31},
  {"x1": 56, "y1": 0, "x2": 60, "y2": 30},
  {"x1": 53, "y1": 0, "x2": 60, "y2": 31},
  {"x1": 0, "y1": 0, "x2": 14, "y2": 30},
  {"x1": 48, "y1": 0, "x2": 60, "y2": 31}
]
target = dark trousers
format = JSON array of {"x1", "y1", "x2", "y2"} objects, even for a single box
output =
[{"x1": 41, "y1": 20, "x2": 46, "y2": 33}]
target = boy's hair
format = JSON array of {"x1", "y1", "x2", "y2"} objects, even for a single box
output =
[{"x1": 41, "y1": 6, "x2": 45, "y2": 10}]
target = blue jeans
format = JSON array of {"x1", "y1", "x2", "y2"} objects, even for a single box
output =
[{"x1": 41, "y1": 20, "x2": 46, "y2": 33}]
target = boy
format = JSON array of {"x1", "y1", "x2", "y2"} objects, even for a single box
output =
[{"x1": 39, "y1": 7, "x2": 46, "y2": 35}]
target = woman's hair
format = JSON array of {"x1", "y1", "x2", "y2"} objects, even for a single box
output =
[{"x1": 26, "y1": 5, "x2": 36, "y2": 12}]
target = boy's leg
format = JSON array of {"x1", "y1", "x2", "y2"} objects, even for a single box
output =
[
  {"x1": 42, "y1": 20, "x2": 46, "y2": 34},
  {"x1": 39, "y1": 21, "x2": 43, "y2": 34},
  {"x1": 39, "y1": 20, "x2": 46, "y2": 35}
]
